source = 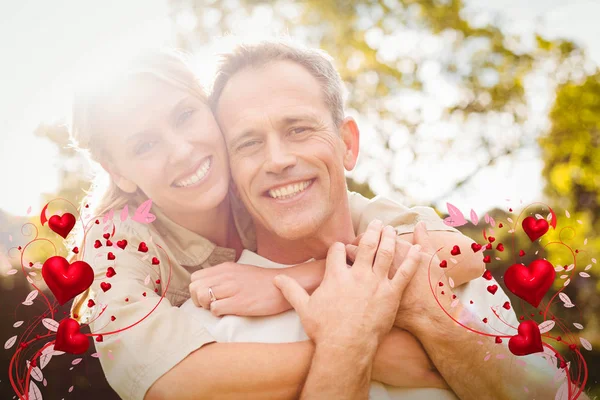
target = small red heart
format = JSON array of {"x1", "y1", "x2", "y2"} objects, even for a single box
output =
[
  {"x1": 485, "y1": 243, "x2": 492, "y2": 250},
  {"x1": 482, "y1": 270, "x2": 493, "y2": 280},
  {"x1": 483, "y1": 255, "x2": 491, "y2": 263},
  {"x1": 520, "y1": 316, "x2": 525, "y2": 320},
  {"x1": 42, "y1": 256, "x2": 94, "y2": 305},
  {"x1": 125, "y1": 298, "x2": 129, "y2": 302},
  {"x1": 155, "y1": 279, "x2": 161, "y2": 284},
  {"x1": 450, "y1": 245, "x2": 461, "y2": 256},
  {"x1": 103, "y1": 233, "x2": 110, "y2": 240},
  {"x1": 438, "y1": 282, "x2": 444, "y2": 287},
  {"x1": 154, "y1": 288, "x2": 159, "y2": 293},
  {"x1": 452, "y1": 294, "x2": 457, "y2": 299},
  {"x1": 85, "y1": 204, "x2": 89, "y2": 208},
  {"x1": 55, "y1": 318, "x2": 89, "y2": 354},
  {"x1": 94, "y1": 240, "x2": 102, "y2": 249},
  {"x1": 95, "y1": 335, "x2": 103, "y2": 343},
  {"x1": 509, "y1": 208, "x2": 513, "y2": 212},
  {"x1": 138, "y1": 242, "x2": 148, "y2": 253},
  {"x1": 495, "y1": 337, "x2": 503, "y2": 344},
  {"x1": 471, "y1": 243, "x2": 482, "y2": 252},
  {"x1": 503, "y1": 301, "x2": 511, "y2": 310},
  {"x1": 152, "y1": 257, "x2": 160, "y2": 265},
  {"x1": 556, "y1": 336, "x2": 561, "y2": 342},
  {"x1": 48, "y1": 213, "x2": 76, "y2": 239},
  {"x1": 72, "y1": 247, "x2": 79, "y2": 254},
  {"x1": 116, "y1": 240, "x2": 127, "y2": 250},
  {"x1": 522, "y1": 216, "x2": 549, "y2": 242},
  {"x1": 106, "y1": 240, "x2": 113, "y2": 247},
  {"x1": 508, "y1": 320, "x2": 543, "y2": 356},
  {"x1": 111, "y1": 316, "x2": 116, "y2": 321},
  {"x1": 487, "y1": 285, "x2": 498, "y2": 295},
  {"x1": 519, "y1": 250, "x2": 526, "y2": 257},
  {"x1": 100, "y1": 282, "x2": 112, "y2": 292},
  {"x1": 87, "y1": 299, "x2": 95, "y2": 307},
  {"x1": 106, "y1": 267, "x2": 116, "y2": 278},
  {"x1": 496, "y1": 243, "x2": 504, "y2": 252},
  {"x1": 504, "y1": 260, "x2": 556, "y2": 307},
  {"x1": 488, "y1": 236, "x2": 496, "y2": 243},
  {"x1": 569, "y1": 344, "x2": 577, "y2": 351},
  {"x1": 470, "y1": 300, "x2": 474, "y2": 304},
  {"x1": 142, "y1": 292, "x2": 147, "y2": 297},
  {"x1": 499, "y1": 223, "x2": 503, "y2": 228},
  {"x1": 439, "y1": 260, "x2": 448, "y2": 268},
  {"x1": 28, "y1": 262, "x2": 33, "y2": 267},
  {"x1": 95, "y1": 219, "x2": 99, "y2": 224},
  {"x1": 107, "y1": 252, "x2": 115, "y2": 261},
  {"x1": 482, "y1": 318, "x2": 488, "y2": 323}
]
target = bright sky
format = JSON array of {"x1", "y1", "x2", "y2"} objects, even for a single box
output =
[{"x1": 0, "y1": 0, "x2": 599, "y2": 217}]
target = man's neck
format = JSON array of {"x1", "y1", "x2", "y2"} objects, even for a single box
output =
[{"x1": 255, "y1": 207, "x2": 356, "y2": 265}]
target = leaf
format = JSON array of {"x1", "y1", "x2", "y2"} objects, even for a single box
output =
[
  {"x1": 448, "y1": 277, "x2": 455, "y2": 288},
  {"x1": 535, "y1": 213, "x2": 543, "y2": 219},
  {"x1": 573, "y1": 323, "x2": 584, "y2": 330},
  {"x1": 29, "y1": 271, "x2": 37, "y2": 277},
  {"x1": 585, "y1": 264, "x2": 592, "y2": 271},
  {"x1": 132, "y1": 199, "x2": 156, "y2": 224},
  {"x1": 32, "y1": 262, "x2": 43, "y2": 269},
  {"x1": 450, "y1": 258, "x2": 458, "y2": 264},
  {"x1": 69, "y1": 385, "x2": 74, "y2": 393},
  {"x1": 22, "y1": 301, "x2": 33, "y2": 306},
  {"x1": 4, "y1": 335, "x2": 17, "y2": 349},
  {"x1": 443, "y1": 203, "x2": 467, "y2": 227},
  {"x1": 538, "y1": 320, "x2": 555, "y2": 334},
  {"x1": 579, "y1": 272, "x2": 590, "y2": 278},
  {"x1": 565, "y1": 264, "x2": 574, "y2": 272},
  {"x1": 144, "y1": 275, "x2": 150, "y2": 285},
  {"x1": 547, "y1": 213, "x2": 552, "y2": 221},
  {"x1": 565, "y1": 210, "x2": 570, "y2": 218},
  {"x1": 507, "y1": 217, "x2": 513, "y2": 223},
  {"x1": 26, "y1": 276, "x2": 33, "y2": 284},
  {"x1": 6, "y1": 269, "x2": 17, "y2": 276},
  {"x1": 559, "y1": 293, "x2": 572, "y2": 305},
  {"x1": 39, "y1": 353, "x2": 52, "y2": 369},
  {"x1": 564, "y1": 278, "x2": 570, "y2": 287},
  {"x1": 592, "y1": 258, "x2": 597, "y2": 264},
  {"x1": 91, "y1": 352, "x2": 100, "y2": 358},
  {"x1": 25, "y1": 290, "x2": 39, "y2": 303},
  {"x1": 564, "y1": 302, "x2": 575, "y2": 308},
  {"x1": 559, "y1": 274, "x2": 568, "y2": 279},
  {"x1": 30, "y1": 366, "x2": 43, "y2": 382},
  {"x1": 71, "y1": 358, "x2": 82, "y2": 365},
  {"x1": 484, "y1": 213, "x2": 490, "y2": 223},
  {"x1": 580, "y1": 337, "x2": 592, "y2": 351},
  {"x1": 483, "y1": 354, "x2": 491, "y2": 362},
  {"x1": 42, "y1": 318, "x2": 59, "y2": 332},
  {"x1": 554, "y1": 266, "x2": 563, "y2": 272},
  {"x1": 43, "y1": 378, "x2": 47, "y2": 387},
  {"x1": 577, "y1": 220, "x2": 583, "y2": 224},
  {"x1": 29, "y1": 381, "x2": 42, "y2": 400},
  {"x1": 13, "y1": 321, "x2": 23, "y2": 328},
  {"x1": 120, "y1": 205, "x2": 129, "y2": 222},
  {"x1": 470, "y1": 209, "x2": 479, "y2": 225}
]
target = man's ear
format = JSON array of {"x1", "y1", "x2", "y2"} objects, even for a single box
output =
[
  {"x1": 101, "y1": 161, "x2": 138, "y2": 194},
  {"x1": 339, "y1": 116, "x2": 360, "y2": 171}
]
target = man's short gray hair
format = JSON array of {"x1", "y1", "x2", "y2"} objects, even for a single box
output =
[{"x1": 210, "y1": 40, "x2": 346, "y2": 127}]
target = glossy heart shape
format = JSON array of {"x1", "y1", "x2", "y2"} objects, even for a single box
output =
[
  {"x1": 439, "y1": 260, "x2": 448, "y2": 268},
  {"x1": 138, "y1": 242, "x2": 148, "y2": 253},
  {"x1": 471, "y1": 243, "x2": 482, "y2": 252},
  {"x1": 487, "y1": 284, "x2": 498, "y2": 294},
  {"x1": 116, "y1": 240, "x2": 127, "y2": 250},
  {"x1": 100, "y1": 282, "x2": 112, "y2": 292},
  {"x1": 55, "y1": 318, "x2": 89, "y2": 354},
  {"x1": 42, "y1": 256, "x2": 94, "y2": 305},
  {"x1": 482, "y1": 270, "x2": 493, "y2": 280},
  {"x1": 504, "y1": 260, "x2": 556, "y2": 307},
  {"x1": 522, "y1": 217, "x2": 549, "y2": 242},
  {"x1": 48, "y1": 213, "x2": 76, "y2": 239},
  {"x1": 450, "y1": 245, "x2": 461, "y2": 256},
  {"x1": 106, "y1": 267, "x2": 116, "y2": 278},
  {"x1": 508, "y1": 320, "x2": 543, "y2": 356}
]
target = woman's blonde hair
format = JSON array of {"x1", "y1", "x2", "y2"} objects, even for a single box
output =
[{"x1": 69, "y1": 48, "x2": 208, "y2": 320}]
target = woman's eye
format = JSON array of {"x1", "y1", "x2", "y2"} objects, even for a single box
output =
[
  {"x1": 135, "y1": 141, "x2": 157, "y2": 155},
  {"x1": 177, "y1": 109, "x2": 195, "y2": 125}
]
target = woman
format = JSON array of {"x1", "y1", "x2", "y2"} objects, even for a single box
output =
[{"x1": 70, "y1": 48, "x2": 470, "y2": 400}]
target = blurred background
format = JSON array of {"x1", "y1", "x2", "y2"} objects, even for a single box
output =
[{"x1": 1, "y1": 0, "x2": 598, "y2": 398}]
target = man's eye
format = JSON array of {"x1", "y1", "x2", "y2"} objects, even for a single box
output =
[
  {"x1": 135, "y1": 141, "x2": 157, "y2": 155},
  {"x1": 237, "y1": 140, "x2": 260, "y2": 151},
  {"x1": 290, "y1": 127, "x2": 308, "y2": 135},
  {"x1": 177, "y1": 109, "x2": 195, "y2": 126}
]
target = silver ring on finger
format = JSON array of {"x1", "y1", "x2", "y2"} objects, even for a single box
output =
[{"x1": 208, "y1": 286, "x2": 217, "y2": 304}]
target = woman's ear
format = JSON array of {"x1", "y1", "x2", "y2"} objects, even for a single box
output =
[
  {"x1": 339, "y1": 117, "x2": 360, "y2": 171},
  {"x1": 101, "y1": 161, "x2": 138, "y2": 194}
]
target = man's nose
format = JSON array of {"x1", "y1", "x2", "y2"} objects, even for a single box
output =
[{"x1": 264, "y1": 137, "x2": 297, "y2": 174}]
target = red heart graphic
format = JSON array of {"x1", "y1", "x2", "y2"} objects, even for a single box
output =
[
  {"x1": 138, "y1": 242, "x2": 148, "y2": 253},
  {"x1": 94, "y1": 240, "x2": 102, "y2": 249},
  {"x1": 87, "y1": 299, "x2": 95, "y2": 307},
  {"x1": 111, "y1": 316, "x2": 116, "y2": 321},
  {"x1": 439, "y1": 260, "x2": 448, "y2": 268},
  {"x1": 496, "y1": 243, "x2": 504, "y2": 252},
  {"x1": 482, "y1": 318, "x2": 488, "y2": 323},
  {"x1": 504, "y1": 260, "x2": 556, "y2": 307},
  {"x1": 522, "y1": 217, "x2": 549, "y2": 242},
  {"x1": 48, "y1": 213, "x2": 76, "y2": 239},
  {"x1": 503, "y1": 301, "x2": 511, "y2": 310},
  {"x1": 450, "y1": 245, "x2": 461, "y2": 256},
  {"x1": 483, "y1": 255, "x2": 491, "y2": 263},
  {"x1": 488, "y1": 236, "x2": 495, "y2": 243},
  {"x1": 107, "y1": 252, "x2": 115, "y2": 260},
  {"x1": 151, "y1": 257, "x2": 160, "y2": 265},
  {"x1": 100, "y1": 282, "x2": 112, "y2": 292},
  {"x1": 95, "y1": 335, "x2": 104, "y2": 343},
  {"x1": 106, "y1": 240, "x2": 113, "y2": 247},
  {"x1": 106, "y1": 267, "x2": 117, "y2": 278},
  {"x1": 55, "y1": 318, "x2": 89, "y2": 354},
  {"x1": 498, "y1": 223, "x2": 503, "y2": 228},
  {"x1": 42, "y1": 256, "x2": 94, "y2": 305},
  {"x1": 519, "y1": 249, "x2": 526, "y2": 257},
  {"x1": 495, "y1": 337, "x2": 503, "y2": 344},
  {"x1": 508, "y1": 320, "x2": 543, "y2": 356},
  {"x1": 482, "y1": 270, "x2": 492, "y2": 280},
  {"x1": 487, "y1": 285, "x2": 498, "y2": 294},
  {"x1": 471, "y1": 243, "x2": 482, "y2": 252},
  {"x1": 485, "y1": 243, "x2": 492, "y2": 250},
  {"x1": 103, "y1": 233, "x2": 110, "y2": 239},
  {"x1": 117, "y1": 240, "x2": 127, "y2": 250},
  {"x1": 72, "y1": 247, "x2": 79, "y2": 254}
]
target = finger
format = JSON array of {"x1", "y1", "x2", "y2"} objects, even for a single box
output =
[
  {"x1": 373, "y1": 226, "x2": 396, "y2": 278},
  {"x1": 389, "y1": 238, "x2": 412, "y2": 278},
  {"x1": 413, "y1": 222, "x2": 435, "y2": 254},
  {"x1": 273, "y1": 275, "x2": 309, "y2": 317},
  {"x1": 326, "y1": 241, "x2": 348, "y2": 276},
  {"x1": 353, "y1": 219, "x2": 383, "y2": 271},
  {"x1": 345, "y1": 244, "x2": 358, "y2": 263},
  {"x1": 391, "y1": 244, "x2": 421, "y2": 294},
  {"x1": 352, "y1": 233, "x2": 365, "y2": 246},
  {"x1": 209, "y1": 297, "x2": 237, "y2": 317},
  {"x1": 190, "y1": 282, "x2": 235, "y2": 309}
]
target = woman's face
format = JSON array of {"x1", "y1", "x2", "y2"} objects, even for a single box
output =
[{"x1": 101, "y1": 77, "x2": 230, "y2": 218}]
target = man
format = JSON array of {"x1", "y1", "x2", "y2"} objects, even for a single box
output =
[{"x1": 191, "y1": 40, "x2": 569, "y2": 399}]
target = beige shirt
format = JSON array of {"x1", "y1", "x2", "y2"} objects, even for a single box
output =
[{"x1": 83, "y1": 191, "x2": 457, "y2": 400}]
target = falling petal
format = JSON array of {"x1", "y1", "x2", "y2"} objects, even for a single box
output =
[
  {"x1": 91, "y1": 353, "x2": 100, "y2": 358},
  {"x1": 560, "y1": 275, "x2": 568, "y2": 279},
  {"x1": 566, "y1": 264, "x2": 574, "y2": 272},
  {"x1": 585, "y1": 264, "x2": 592, "y2": 271},
  {"x1": 484, "y1": 354, "x2": 491, "y2": 362},
  {"x1": 564, "y1": 278, "x2": 571, "y2": 287},
  {"x1": 144, "y1": 275, "x2": 150, "y2": 285},
  {"x1": 470, "y1": 209, "x2": 479, "y2": 225},
  {"x1": 584, "y1": 238, "x2": 588, "y2": 245},
  {"x1": 69, "y1": 386, "x2": 74, "y2": 393},
  {"x1": 559, "y1": 293, "x2": 572, "y2": 304},
  {"x1": 507, "y1": 218, "x2": 513, "y2": 224},
  {"x1": 592, "y1": 258, "x2": 597, "y2": 264},
  {"x1": 42, "y1": 318, "x2": 59, "y2": 332},
  {"x1": 579, "y1": 272, "x2": 590, "y2": 278},
  {"x1": 539, "y1": 320, "x2": 556, "y2": 334},
  {"x1": 580, "y1": 338, "x2": 592, "y2": 351},
  {"x1": 448, "y1": 278, "x2": 455, "y2": 288},
  {"x1": 535, "y1": 214, "x2": 543, "y2": 220},
  {"x1": 565, "y1": 210, "x2": 570, "y2": 218},
  {"x1": 13, "y1": 321, "x2": 23, "y2": 328},
  {"x1": 71, "y1": 358, "x2": 82, "y2": 365},
  {"x1": 450, "y1": 258, "x2": 458, "y2": 264},
  {"x1": 573, "y1": 323, "x2": 584, "y2": 330},
  {"x1": 4, "y1": 335, "x2": 17, "y2": 349},
  {"x1": 6, "y1": 269, "x2": 17, "y2": 276}
]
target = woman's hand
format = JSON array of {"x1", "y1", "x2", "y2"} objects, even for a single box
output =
[{"x1": 189, "y1": 262, "x2": 291, "y2": 316}]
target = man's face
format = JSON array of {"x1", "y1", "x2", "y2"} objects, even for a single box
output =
[{"x1": 216, "y1": 60, "x2": 359, "y2": 241}]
